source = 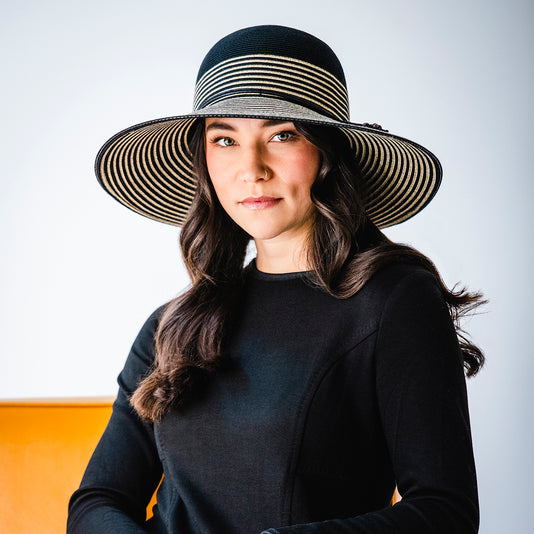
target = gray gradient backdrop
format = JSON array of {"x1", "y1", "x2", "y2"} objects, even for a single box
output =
[{"x1": 1, "y1": 1, "x2": 532, "y2": 532}]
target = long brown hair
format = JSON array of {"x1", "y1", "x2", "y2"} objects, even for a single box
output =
[{"x1": 130, "y1": 120, "x2": 485, "y2": 422}]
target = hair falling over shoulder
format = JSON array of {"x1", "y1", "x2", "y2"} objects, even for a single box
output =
[{"x1": 130, "y1": 121, "x2": 486, "y2": 423}]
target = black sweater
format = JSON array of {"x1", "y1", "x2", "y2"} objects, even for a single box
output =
[{"x1": 67, "y1": 263, "x2": 479, "y2": 533}]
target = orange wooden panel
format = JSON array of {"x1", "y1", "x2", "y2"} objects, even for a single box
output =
[{"x1": 0, "y1": 398, "x2": 115, "y2": 534}]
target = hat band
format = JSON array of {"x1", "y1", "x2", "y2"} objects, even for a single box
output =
[{"x1": 193, "y1": 54, "x2": 350, "y2": 121}]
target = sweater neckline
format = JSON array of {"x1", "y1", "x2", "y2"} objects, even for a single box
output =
[{"x1": 246, "y1": 260, "x2": 312, "y2": 282}]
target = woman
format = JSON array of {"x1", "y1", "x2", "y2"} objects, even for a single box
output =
[{"x1": 68, "y1": 25, "x2": 484, "y2": 533}]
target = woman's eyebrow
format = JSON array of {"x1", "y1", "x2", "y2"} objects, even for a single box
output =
[
  {"x1": 261, "y1": 119, "x2": 292, "y2": 127},
  {"x1": 205, "y1": 121, "x2": 235, "y2": 132}
]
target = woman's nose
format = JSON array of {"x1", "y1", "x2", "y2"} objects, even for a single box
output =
[{"x1": 239, "y1": 146, "x2": 270, "y2": 183}]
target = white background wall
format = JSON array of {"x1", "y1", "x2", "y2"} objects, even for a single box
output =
[{"x1": 1, "y1": 1, "x2": 532, "y2": 532}]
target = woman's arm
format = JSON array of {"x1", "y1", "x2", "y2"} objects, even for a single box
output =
[
  {"x1": 67, "y1": 309, "x2": 164, "y2": 533},
  {"x1": 262, "y1": 269, "x2": 479, "y2": 534}
]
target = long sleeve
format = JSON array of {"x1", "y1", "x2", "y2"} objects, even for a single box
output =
[
  {"x1": 67, "y1": 309, "x2": 164, "y2": 533},
  {"x1": 261, "y1": 269, "x2": 479, "y2": 534}
]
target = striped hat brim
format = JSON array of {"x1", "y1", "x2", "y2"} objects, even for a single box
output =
[{"x1": 96, "y1": 96, "x2": 441, "y2": 228}]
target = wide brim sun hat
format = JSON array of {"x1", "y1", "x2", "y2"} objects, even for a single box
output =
[{"x1": 96, "y1": 25, "x2": 442, "y2": 229}]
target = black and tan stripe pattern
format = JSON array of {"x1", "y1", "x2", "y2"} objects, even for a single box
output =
[
  {"x1": 98, "y1": 119, "x2": 197, "y2": 226},
  {"x1": 193, "y1": 54, "x2": 349, "y2": 121},
  {"x1": 342, "y1": 128, "x2": 441, "y2": 228},
  {"x1": 95, "y1": 25, "x2": 442, "y2": 228}
]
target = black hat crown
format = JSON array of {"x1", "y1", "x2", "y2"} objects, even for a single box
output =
[{"x1": 193, "y1": 25, "x2": 350, "y2": 121}]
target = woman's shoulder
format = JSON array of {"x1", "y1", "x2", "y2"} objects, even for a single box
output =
[
  {"x1": 116, "y1": 304, "x2": 167, "y2": 395},
  {"x1": 138, "y1": 304, "x2": 167, "y2": 338},
  {"x1": 334, "y1": 261, "x2": 445, "y2": 334},
  {"x1": 358, "y1": 261, "x2": 439, "y2": 303}
]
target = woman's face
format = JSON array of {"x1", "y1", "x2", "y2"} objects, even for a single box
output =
[{"x1": 204, "y1": 117, "x2": 321, "y2": 248}]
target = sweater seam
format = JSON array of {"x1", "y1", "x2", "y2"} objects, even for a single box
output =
[{"x1": 281, "y1": 326, "x2": 379, "y2": 525}]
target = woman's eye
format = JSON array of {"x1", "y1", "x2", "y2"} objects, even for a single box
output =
[
  {"x1": 214, "y1": 137, "x2": 235, "y2": 147},
  {"x1": 273, "y1": 131, "x2": 295, "y2": 142}
]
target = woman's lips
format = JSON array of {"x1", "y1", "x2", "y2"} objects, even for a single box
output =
[{"x1": 239, "y1": 196, "x2": 282, "y2": 210}]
